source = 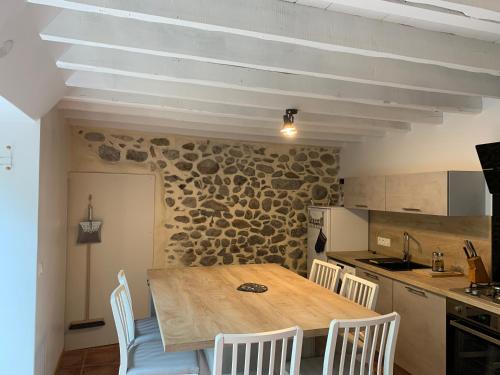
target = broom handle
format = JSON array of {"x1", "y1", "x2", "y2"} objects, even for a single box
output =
[{"x1": 85, "y1": 243, "x2": 91, "y2": 320}]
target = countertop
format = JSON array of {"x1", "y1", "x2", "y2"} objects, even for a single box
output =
[{"x1": 326, "y1": 251, "x2": 500, "y2": 315}]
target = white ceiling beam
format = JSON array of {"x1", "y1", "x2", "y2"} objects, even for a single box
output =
[
  {"x1": 66, "y1": 118, "x2": 347, "y2": 147},
  {"x1": 58, "y1": 49, "x2": 482, "y2": 113},
  {"x1": 51, "y1": 31, "x2": 500, "y2": 98},
  {"x1": 62, "y1": 110, "x2": 365, "y2": 143},
  {"x1": 41, "y1": 14, "x2": 500, "y2": 97},
  {"x1": 58, "y1": 100, "x2": 387, "y2": 137},
  {"x1": 30, "y1": 0, "x2": 500, "y2": 74},
  {"x1": 65, "y1": 73, "x2": 444, "y2": 124},
  {"x1": 326, "y1": 0, "x2": 500, "y2": 41},
  {"x1": 63, "y1": 88, "x2": 417, "y2": 130},
  {"x1": 407, "y1": 1, "x2": 500, "y2": 19}
]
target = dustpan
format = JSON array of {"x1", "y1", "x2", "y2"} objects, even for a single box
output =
[{"x1": 69, "y1": 195, "x2": 105, "y2": 330}]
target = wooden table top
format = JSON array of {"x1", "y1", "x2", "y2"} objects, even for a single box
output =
[{"x1": 148, "y1": 263, "x2": 379, "y2": 352}]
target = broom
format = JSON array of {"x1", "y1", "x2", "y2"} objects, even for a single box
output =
[{"x1": 69, "y1": 194, "x2": 105, "y2": 330}]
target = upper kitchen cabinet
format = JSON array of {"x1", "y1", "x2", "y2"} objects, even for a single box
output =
[
  {"x1": 343, "y1": 176, "x2": 386, "y2": 211},
  {"x1": 386, "y1": 171, "x2": 487, "y2": 216}
]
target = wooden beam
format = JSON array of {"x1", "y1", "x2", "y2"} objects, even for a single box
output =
[
  {"x1": 66, "y1": 118, "x2": 347, "y2": 147},
  {"x1": 58, "y1": 50, "x2": 482, "y2": 113},
  {"x1": 58, "y1": 100, "x2": 387, "y2": 137},
  {"x1": 55, "y1": 43, "x2": 500, "y2": 99},
  {"x1": 64, "y1": 76, "x2": 443, "y2": 124},
  {"x1": 30, "y1": 0, "x2": 500, "y2": 74},
  {"x1": 62, "y1": 110, "x2": 364, "y2": 143},
  {"x1": 327, "y1": 0, "x2": 500, "y2": 41},
  {"x1": 409, "y1": 1, "x2": 500, "y2": 18}
]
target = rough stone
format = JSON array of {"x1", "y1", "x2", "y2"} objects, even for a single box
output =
[
  {"x1": 310, "y1": 160, "x2": 323, "y2": 168},
  {"x1": 174, "y1": 216, "x2": 190, "y2": 223},
  {"x1": 291, "y1": 227, "x2": 307, "y2": 238},
  {"x1": 271, "y1": 179, "x2": 304, "y2": 190},
  {"x1": 291, "y1": 163, "x2": 305, "y2": 173},
  {"x1": 183, "y1": 152, "x2": 199, "y2": 161},
  {"x1": 126, "y1": 149, "x2": 148, "y2": 162},
  {"x1": 249, "y1": 198, "x2": 260, "y2": 209},
  {"x1": 233, "y1": 219, "x2": 251, "y2": 229},
  {"x1": 98, "y1": 144, "x2": 121, "y2": 162},
  {"x1": 278, "y1": 155, "x2": 289, "y2": 162},
  {"x1": 163, "y1": 149, "x2": 180, "y2": 160},
  {"x1": 294, "y1": 152, "x2": 307, "y2": 161},
  {"x1": 320, "y1": 153, "x2": 335, "y2": 165},
  {"x1": 234, "y1": 175, "x2": 248, "y2": 185},
  {"x1": 248, "y1": 235, "x2": 265, "y2": 245},
  {"x1": 181, "y1": 250, "x2": 197, "y2": 266},
  {"x1": 175, "y1": 161, "x2": 193, "y2": 171},
  {"x1": 256, "y1": 164, "x2": 274, "y2": 174},
  {"x1": 200, "y1": 256, "x2": 217, "y2": 266},
  {"x1": 312, "y1": 185, "x2": 328, "y2": 200},
  {"x1": 201, "y1": 200, "x2": 228, "y2": 211},
  {"x1": 206, "y1": 228, "x2": 222, "y2": 237},
  {"x1": 182, "y1": 197, "x2": 197, "y2": 208},
  {"x1": 292, "y1": 199, "x2": 304, "y2": 210},
  {"x1": 271, "y1": 234, "x2": 286, "y2": 243},
  {"x1": 165, "y1": 197, "x2": 175, "y2": 207},
  {"x1": 197, "y1": 159, "x2": 219, "y2": 174},
  {"x1": 225, "y1": 229, "x2": 237, "y2": 238},
  {"x1": 289, "y1": 249, "x2": 303, "y2": 259},
  {"x1": 229, "y1": 148, "x2": 243, "y2": 158},
  {"x1": 264, "y1": 255, "x2": 284, "y2": 264},
  {"x1": 171, "y1": 232, "x2": 189, "y2": 241},
  {"x1": 151, "y1": 138, "x2": 170, "y2": 146},
  {"x1": 183, "y1": 143, "x2": 195, "y2": 150},
  {"x1": 216, "y1": 218, "x2": 230, "y2": 228}
]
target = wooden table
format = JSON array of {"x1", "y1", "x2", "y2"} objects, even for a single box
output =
[{"x1": 148, "y1": 264, "x2": 379, "y2": 352}]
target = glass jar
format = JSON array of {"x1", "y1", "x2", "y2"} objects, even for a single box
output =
[{"x1": 432, "y1": 251, "x2": 444, "y2": 272}]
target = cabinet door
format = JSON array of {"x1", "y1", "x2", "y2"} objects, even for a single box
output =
[
  {"x1": 343, "y1": 176, "x2": 385, "y2": 211},
  {"x1": 386, "y1": 172, "x2": 448, "y2": 215},
  {"x1": 355, "y1": 268, "x2": 393, "y2": 314},
  {"x1": 393, "y1": 281, "x2": 446, "y2": 375}
]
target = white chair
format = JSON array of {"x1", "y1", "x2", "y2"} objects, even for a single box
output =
[
  {"x1": 118, "y1": 269, "x2": 161, "y2": 343},
  {"x1": 111, "y1": 284, "x2": 200, "y2": 375},
  {"x1": 300, "y1": 312, "x2": 400, "y2": 375},
  {"x1": 205, "y1": 326, "x2": 303, "y2": 375},
  {"x1": 309, "y1": 259, "x2": 341, "y2": 292},
  {"x1": 339, "y1": 273, "x2": 379, "y2": 311}
]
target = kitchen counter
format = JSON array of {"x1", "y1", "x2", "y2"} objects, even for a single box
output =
[{"x1": 326, "y1": 251, "x2": 500, "y2": 315}]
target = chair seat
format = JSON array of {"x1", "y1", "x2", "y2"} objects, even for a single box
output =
[
  {"x1": 286, "y1": 355, "x2": 370, "y2": 375},
  {"x1": 128, "y1": 340, "x2": 199, "y2": 375},
  {"x1": 134, "y1": 317, "x2": 161, "y2": 345}
]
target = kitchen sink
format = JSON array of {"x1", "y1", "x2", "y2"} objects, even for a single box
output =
[{"x1": 356, "y1": 257, "x2": 432, "y2": 271}]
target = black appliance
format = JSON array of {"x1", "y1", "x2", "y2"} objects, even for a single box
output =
[
  {"x1": 446, "y1": 298, "x2": 500, "y2": 375},
  {"x1": 476, "y1": 142, "x2": 500, "y2": 282}
]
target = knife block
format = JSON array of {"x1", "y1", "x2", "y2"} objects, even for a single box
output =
[{"x1": 467, "y1": 256, "x2": 490, "y2": 284}]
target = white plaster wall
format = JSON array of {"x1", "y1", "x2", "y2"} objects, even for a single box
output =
[
  {"x1": 341, "y1": 98, "x2": 500, "y2": 176},
  {"x1": 35, "y1": 108, "x2": 69, "y2": 375},
  {"x1": 0, "y1": 97, "x2": 40, "y2": 374}
]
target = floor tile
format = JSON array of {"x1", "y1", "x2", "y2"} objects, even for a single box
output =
[
  {"x1": 56, "y1": 366, "x2": 82, "y2": 375},
  {"x1": 82, "y1": 364, "x2": 119, "y2": 375},
  {"x1": 85, "y1": 345, "x2": 119, "y2": 366},
  {"x1": 59, "y1": 349, "x2": 86, "y2": 368}
]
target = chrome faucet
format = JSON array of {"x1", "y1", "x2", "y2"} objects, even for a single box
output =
[{"x1": 402, "y1": 232, "x2": 410, "y2": 262}]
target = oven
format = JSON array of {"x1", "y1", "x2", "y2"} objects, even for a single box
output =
[{"x1": 447, "y1": 298, "x2": 500, "y2": 375}]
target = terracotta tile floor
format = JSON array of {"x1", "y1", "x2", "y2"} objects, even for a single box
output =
[
  {"x1": 57, "y1": 344, "x2": 410, "y2": 375},
  {"x1": 56, "y1": 345, "x2": 119, "y2": 375}
]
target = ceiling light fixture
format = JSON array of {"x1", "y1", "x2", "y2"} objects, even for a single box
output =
[
  {"x1": 0, "y1": 40, "x2": 14, "y2": 59},
  {"x1": 281, "y1": 108, "x2": 298, "y2": 137}
]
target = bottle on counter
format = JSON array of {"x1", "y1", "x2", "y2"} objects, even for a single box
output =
[{"x1": 432, "y1": 250, "x2": 445, "y2": 272}]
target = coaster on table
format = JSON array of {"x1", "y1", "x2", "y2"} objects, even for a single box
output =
[{"x1": 237, "y1": 283, "x2": 268, "y2": 293}]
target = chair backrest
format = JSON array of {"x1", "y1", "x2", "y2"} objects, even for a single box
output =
[
  {"x1": 309, "y1": 259, "x2": 341, "y2": 292},
  {"x1": 212, "y1": 326, "x2": 303, "y2": 375},
  {"x1": 110, "y1": 284, "x2": 136, "y2": 375},
  {"x1": 117, "y1": 269, "x2": 135, "y2": 320},
  {"x1": 323, "y1": 312, "x2": 400, "y2": 375},
  {"x1": 339, "y1": 273, "x2": 379, "y2": 311}
]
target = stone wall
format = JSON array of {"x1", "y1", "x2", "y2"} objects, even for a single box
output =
[{"x1": 71, "y1": 127, "x2": 340, "y2": 274}]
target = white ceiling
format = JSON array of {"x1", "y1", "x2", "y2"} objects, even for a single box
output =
[{"x1": 2, "y1": 0, "x2": 500, "y2": 145}]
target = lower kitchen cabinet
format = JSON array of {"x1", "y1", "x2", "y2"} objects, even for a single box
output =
[
  {"x1": 355, "y1": 267, "x2": 393, "y2": 314},
  {"x1": 393, "y1": 280, "x2": 446, "y2": 375}
]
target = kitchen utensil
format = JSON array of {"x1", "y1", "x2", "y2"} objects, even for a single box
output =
[
  {"x1": 467, "y1": 256, "x2": 490, "y2": 284},
  {"x1": 463, "y1": 246, "x2": 470, "y2": 259}
]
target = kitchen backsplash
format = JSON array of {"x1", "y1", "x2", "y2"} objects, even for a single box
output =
[{"x1": 369, "y1": 211, "x2": 492, "y2": 275}]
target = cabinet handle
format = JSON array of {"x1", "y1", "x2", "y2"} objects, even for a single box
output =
[
  {"x1": 363, "y1": 272, "x2": 379, "y2": 281},
  {"x1": 355, "y1": 204, "x2": 368, "y2": 208},
  {"x1": 402, "y1": 207, "x2": 422, "y2": 212},
  {"x1": 405, "y1": 286, "x2": 427, "y2": 298},
  {"x1": 450, "y1": 320, "x2": 500, "y2": 346}
]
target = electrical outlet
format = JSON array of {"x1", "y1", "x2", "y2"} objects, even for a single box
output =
[{"x1": 377, "y1": 236, "x2": 391, "y2": 247}]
